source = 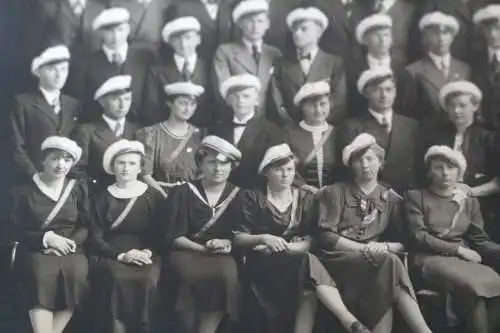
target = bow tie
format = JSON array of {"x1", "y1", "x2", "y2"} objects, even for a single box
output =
[
  {"x1": 233, "y1": 121, "x2": 248, "y2": 127},
  {"x1": 206, "y1": 0, "x2": 219, "y2": 4},
  {"x1": 298, "y1": 53, "x2": 312, "y2": 61}
]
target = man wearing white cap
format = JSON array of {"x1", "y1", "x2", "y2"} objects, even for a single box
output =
[
  {"x1": 164, "y1": 0, "x2": 239, "y2": 58},
  {"x1": 74, "y1": 75, "x2": 141, "y2": 190},
  {"x1": 270, "y1": 6, "x2": 347, "y2": 126},
  {"x1": 142, "y1": 16, "x2": 213, "y2": 127},
  {"x1": 211, "y1": 74, "x2": 285, "y2": 189},
  {"x1": 213, "y1": 0, "x2": 282, "y2": 118},
  {"x1": 407, "y1": 11, "x2": 471, "y2": 129},
  {"x1": 10, "y1": 45, "x2": 81, "y2": 183},
  {"x1": 471, "y1": 4, "x2": 500, "y2": 129},
  {"x1": 68, "y1": 7, "x2": 152, "y2": 122},
  {"x1": 347, "y1": 13, "x2": 416, "y2": 119},
  {"x1": 340, "y1": 67, "x2": 421, "y2": 194}
]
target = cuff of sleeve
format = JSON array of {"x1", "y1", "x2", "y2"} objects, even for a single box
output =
[{"x1": 42, "y1": 231, "x2": 56, "y2": 248}]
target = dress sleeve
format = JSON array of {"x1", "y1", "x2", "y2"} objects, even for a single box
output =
[
  {"x1": 11, "y1": 187, "x2": 45, "y2": 250},
  {"x1": 316, "y1": 185, "x2": 344, "y2": 250},
  {"x1": 404, "y1": 190, "x2": 460, "y2": 256},
  {"x1": 135, "y1": 127, "x2": 154, "y2": 175},
  {"x1": 89, "y1": 192, "x2": 122, "y2": 259},
  {"x1": 236, "y1": 190, "x2": 262, "y2": 234},
  {"x1": 465, "y1": 198, "x2": 500, "y2": 254},
  {"x1": 69, "y1": 180, "x2": 89, "y2": 246}
]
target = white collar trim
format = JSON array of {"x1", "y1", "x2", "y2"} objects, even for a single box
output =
[
  {"x1": 107, "y1": 181, "x2": 148, "y2": 199},
  {"x1": 299, "y1": 120, "x2": 329, "y2": 133},
  {"x1": 33, "y1": 173, "x2": 66, "y2": 202}
]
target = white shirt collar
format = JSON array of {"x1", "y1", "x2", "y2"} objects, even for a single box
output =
[
  {"x1": 39, "y1": 87, "x2": 61, "y2": 106},
  {"x1": 489, "y1": 47, "x2": 500, "y2": 62},
  {"x1": 173, "y1": 53, "x2": 198, "y2": 73},
  {"x1": 102, "y1": 43, "x2": 129, "y2": 63},
  {"x1": 102, "y1": 114, "x2": 126, "y2": 131},
  {"x1": 367, "y1": 54, "x2": 392, "y2": 69},
  {"x1": 379, "y1": 0, "x2": 397, "y2": 12},
  {"x1": 233, "y1": 111, "x2": 255, "y2": 125},
  {"x1": 368, "y1": 109, "x2": 393, "y2": 127},
  {"x1": 200, "y1": 0, "x2": 218, "y2": 19},
  {"x1": 428, "y1": 52, "x2": 451, "y2": 69},
  {"x1": 68, "y1": 0, "x2": 86, "y2": 7},
  {"x1": 297, "y1": 46, "x2": 319, "y2": 61},
  {"x1": 298, "y1": 120, "x2": 329, "y2": 133},
  {"x1": 242, "y1": 39, "x2": 263, "y2": 53},
  {"x1": 107, "y1": 181, "x2": 148, "y2": 199},
  {"x1": 33, "y1": 173, "x2": 66, "y2": 202}
]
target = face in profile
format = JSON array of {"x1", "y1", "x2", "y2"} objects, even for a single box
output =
[
  {"x1": 301, "y1": 94, "x2": 331, "y2": 125},
  {"x1": 167, "y1": 95, "x2": 198, "y2": 122},
  {"x1": 101, "y1": 91, "x2": 133, "y2": 120},
  {"x1": 291, "y1": 20, "x2": 323, "y2": 49},
  {"x1": 38, "y1": 61, "x2": 70, "y2": 91},
  {"x1": 445, "y1": 93, "x2": 477, "y2": 130},
  {"x1": 42, "y1": 150, "x2": 75, "y2": 179},
  {"x1": 227, "y1": 87, "x2": 259, "y2": 119},
  {"x1": 350, "y1": 148, "x2": 382, "y2": 183},
  {"x1": 200, "y1": 152, "x2": 232, "y2": 184},
  {"x1": 112, "y1": 152, "x2": 142, "y2": 182},
  {"x1": 169, "y1": 30, "x2": 201, "y2": 57},
  {"x1": 100, "y1": 23, "x2": 131, "y2": 49},
  {"x1": 266, "y1": 158, "x2": 296, "y2": 190},
  {"x1": 428, "y1": 158, "x2": 460, "y2": 189},
  {"x1": 238, "y1": 12, "x2": 270, "y2": 42}
]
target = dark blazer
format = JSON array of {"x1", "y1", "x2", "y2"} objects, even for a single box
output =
[
  {"x1": 213, "y1": 41, "x2": 282, "y2": 119},
  {"x1": 141, "y1": 52, "x2": 213, "y2": 127},
  {"x1": 346, "y1": 57, "x2": 417, "y2": 118},
  {"x1": 419, "y1": 0, "x2": 488, "y2": 65},
  {"x1": 339, "y1": 112, "x2": 422, "y2": 193},
  {"x1": 68, "y1": 46, "x2": 154, "y2": 123},
  {"x1": 406, "y1": 55, "x2": 471, "y2": 127},
  {"x1": 270, "y1": 49, "x2": 347, "y2": 126},
  {"x1": 165, "y1": 0, "x2": 238, "y2": 58},
  {"x1": 10, "y1": 92, "x2": 80, "y2": 182},
  {"x1": 74, "y1": 118, "x2": 140, "y2": 188},
  {"x1": 301, "y1": 0, "x2": 365, "y2": 61},
  {"x1": 210, "y1": 116, "x2": 285, "y2": 190}
]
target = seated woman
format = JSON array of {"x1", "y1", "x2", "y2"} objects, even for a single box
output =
[
  {"x1": 136, "y1": 82, "x2": 206, "y2": 198},
  {"x1": 12, "y1": 136, "x2": 89, "y2": 333},
  {"x1": 427, "y1": 81, "x2": 500, "y2": 239},
  {"x1": 285, "y1": 81, "x2": 342, "y2": 190},
  {"x1": 165, "y1": 135, "x2": 242, "y2": 333},
  {"x1": 88, "y1": 139, "x2": 165, "y2": 333},
  {"x1": 316, "y1": 133, "x2": 432, "y2": 333},
  {"x1": 235, "y1": 143, "x2": 371, "y2": 333},
  {"x1": 405, "y1": 145, "x2": 500, "y2": 333}
]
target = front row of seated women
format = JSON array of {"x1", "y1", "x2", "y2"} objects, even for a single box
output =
[{"x1": 11, "y1": 132, "x2": 500, "y2": 333}]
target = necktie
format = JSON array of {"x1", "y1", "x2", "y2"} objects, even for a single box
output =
[
  {"x1": 112, "y1": 52, "x2": 123, "y2": 66},
  {"x1": 206, "y1": 0, "x2": 219, "y2": 4},
  {"x1": 114, "y1": 121, "x2": 123, "y2": 137},
  {"x1": 181, "y1": 60, "x2": 192, "y2": 81},
  {"x1": 440, "y1": 59, "x2": 449, "y2": 78},
  {"x1": 380, "y1": 115, "x2": 390, "y2": 133},
  {"x1": 490, "y1": 53, "x2": 500, "y2": 84},
  {"x1": 232, "y1": 121, "x2": 247, "y2": 127},
  {"x1": 298, "y1": 53, "x2": 312, "y2": 61},
  {"x1": 72, "y1": 0, "x2": 84, "y2": 16},
  {"x1": 252, "y1": 44, "x2": 261, "y2": 66},
  {"x1": 52, "y1": 98, "x2": 61, "y2": 114}
]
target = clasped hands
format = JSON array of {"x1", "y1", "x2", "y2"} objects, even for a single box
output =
[
  {"x1": 118, "y1": 249, "x2": 153, "y2": 266},
  {"x1": 362, "y1": 241, "x2": 405, "y2": 254},
  {"x1": 205, "y1": 239, "x2": 232, "y2": 255},
  {"x1": 252, "y1": 235, "x2": 304, "y2": 255},
  {"x1": 43, "y1": 231, "x2": 76, "y2": 256}
]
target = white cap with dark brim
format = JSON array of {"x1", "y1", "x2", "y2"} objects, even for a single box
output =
[
  {"x1": 220, "y1": 74, "x2": 261, "y2": 99},
  {"x1": 41, "y1": 136, "x2": 82, "y2": 163},
  {"x1": 258, "y1": 143, "x2": 294, "y2": 174},
  {"x1": 94, "y1": 75, "x2": 132, "y2": 100},
  {"x1": 31, "y1": 45, "x2": 71, "y2": 75},
  {"x1": 294, "y1": 81, "x2": 330, "y2": 106},
  {"x1": 355, "y1": 14, "x2": 392, "y2": 44},
  {"x1": 102, "y1": 139, "x2": 145, "y2": 175},
  {"x1": 92, "y1": 7, "x2": 130, "y2": 31},
  {"x1": 233, "y1": 0, "x2": 269, "y2": 22},
  {"x1": 286, "y1": 7, "x2": 329, "y2": 32},
  {"x1": 162, "y1": 16, "x2": 201, "y2": 42},
  {"x1": 438, "y1": 80, "x2": 482, "y2": 110}
]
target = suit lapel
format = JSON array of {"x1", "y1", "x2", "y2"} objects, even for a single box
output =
[
  {"x1": 123, "y1": 122, "x2": 136, "y2": 139},
  {"x1": 236, "y1": 117, "x2": 259, "y2": 150},
  {"x1": 196, "y1": 2, "x2": 216, "y2": 30},
  {"x1": 258, "y1": 45, "x2": 274, "y2": 80},
  {"x1": 385, "y1": 115, "x2": 406, "y2": 164},
  {"x1": 307, "y1": 50, "x2": 329, "y2": 82},
  {"x1": 59, "y1": 0, "x2": 81, "y2": 28},
  {"x1": 448, "y1": 58, "x2": 469, "y2": 81},
  {"x1": 94, "y1": 119, "x2": 119, "y2": 146},
  {"x1": 35, "y1": 92, "x2": 60, "y2": 126},
  {"x1": 330, "y1": 1, "x2": 354, "y2": 36},
  {"x1": 234, "y1": 42, "x2": 258, "y2": 74},
  {"x1": 283, "y1": 56, "x2": 306, "y2": 86},
  {"x1": 420, "y1": 56, "x2": 447, "y2": 90},
  {"x1": 59, "y1": 96, "x2": 75, "y2": 132}
]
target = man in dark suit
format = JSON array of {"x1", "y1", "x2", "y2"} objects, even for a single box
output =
[
  {"x1": 67, "y1": 7, "x2": 153, "y2": 122},
  {"x1": 213, "y1": 0, "x2": 282, "y2": 119},
  {"x1": 419, "y1": 0, "x2": 488, "y2": 65},
  {"x1": 300, "y1": 0, "x2": 365, "y2": 61},
  {"x1": 210, "y1": 74, "x2": 284, "y2": 189},
  {"x1": 339, "y1": 67, "x2": 422, "y2": 194},
  {"x1": 407, "y1": 11, "x2": 471, "y2": 128},
  {"x1": 165, "y1": 0, "x2": 238, "y2": 59},
  {"x1": 74, "y1": 74, "x2": 140, "y2": 190},
  {"x1": 270, "y1": 7, "x2": 347, "y2": 126},
  {"x1": 142, "y1": 16, "x2": 213, "y2": 127},
  {"x1": 347, "y1": 13, "x2": 416, "y2": 118},
  {"x1": 471, "y1": 4, "x2": 500, "y2": 130},
  {"x1": 264, "y1": 0, "x2": 305, "y2": 53},
  {"x1": 10, "y1": 45, "x2": 80, "y2": 184}
]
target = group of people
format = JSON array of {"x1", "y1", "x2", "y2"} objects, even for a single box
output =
[{"x1": 10, "y1": 0, "x2": 500, "y2": 333}]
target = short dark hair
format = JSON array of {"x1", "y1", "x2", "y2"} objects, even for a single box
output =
[
  {"x1": 111, "y1": 151, "x2": 145, "y2": 171},
  {"x1": 261, "y1": 155, "x2": 298, "y2": 176},
  {"x1": 364, "y1": 75, "x2": 395, "y2": 91},
  {"x1": 349, "y1": 144, "x2": 385, "y2": 167},
  {"x1": 41, "y1": 148, "x2": 75, "y2": 163},
  {"x1": 195, "y1": 147, "x2": 239, "y2": 169}
]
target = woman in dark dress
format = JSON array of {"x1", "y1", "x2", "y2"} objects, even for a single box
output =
[
  {"x1": 12, "y1": 136, "x2": 89, "y2": 333},
  {"x1": 285, "y1": 81, "x2": 341, "y2": 190},
  {"x1": 165, "y1": 135, "x2": 242, "y2": 333},
  {"x1": 235, "y1": 143, "x2": 371, "y2": 333},
  {"x1": 405, "y1": 145, "x2": 500, "y2": 333},
  {"x1": 136, "y1": 82, "x2": 206, "y2": 198},
  {"x1": 316, "y1": 133, "x2": 432, "y2": 333},
  {"x1": 88, "y1": 139, "x2": 165, "y2": 333}
]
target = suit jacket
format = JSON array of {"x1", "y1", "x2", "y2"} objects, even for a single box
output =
[
  {"x1": 339, "y1": 112, "x2": 422, "y2": 193},
  {"x1": 346, "y1": 57, "x2": 416, "y2": 118},
  {"x1": 165, "y1": 0, "x2": 238, "y2": 58},
  {"x1": 270, "y1": 49, "x2": 347, "y2": 126},
  {"x1": 74, "y1": 118, "x2": 140, "y2": 187},
  {"x1": 108, "y1": 0, "x2": 172, "y2": 53},
  {"x1": 419, "y1": 0, "x2": 488, "y2": 65},
  {"x1": 210, "y1": 116, "x2": 285, "y2": 190},
  {"x1": 301, "y1": 0, "x2": 364, "y2": 61},
  {"x1": 213, "y1": 41, "x2": 282, "y2": 119},
  {"x1": 10, "y1": 92, "x2": 80, "y2": 181},
  {"x1": 406, "y1": 55, "x2": 471, "y2": 127},
  {"x1": 68, "y1": 46, "x2": 154, "y2": 122},
  {"x1": 141, "y1": 52, "x2": 213, "y2": 127}
]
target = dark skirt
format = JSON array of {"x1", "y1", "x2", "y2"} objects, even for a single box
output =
[
  {"x1": 16, "y1": 252, "x2": 89, "y2": 311},
  {"x1": 89, "y1": 256, "x2": 161, "y2": 332},
  {"x1": 169, "y1": 250, "x2": 240, "y2": 321},
  {"x1": 245, "y1": 251, "x2": 335, "y2": 333},
  {"x1": 415, "y1": 254, "x2": 500, "y2": 300},
  {"x1": 319, "y1": 250, "x2": 415, "y2": 330}
]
